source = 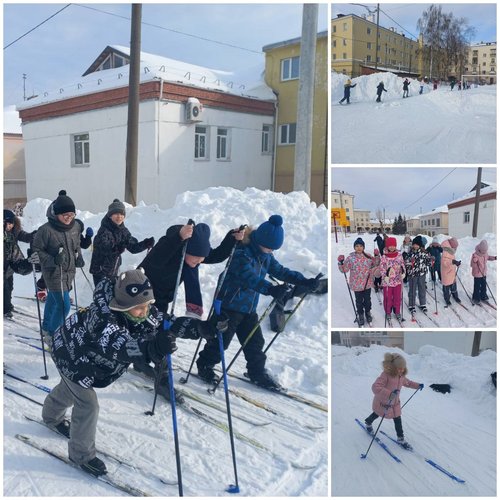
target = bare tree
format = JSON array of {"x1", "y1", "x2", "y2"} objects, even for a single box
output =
[{"x1": 375, "y1": 208, "x2": 384, "y2": 230}]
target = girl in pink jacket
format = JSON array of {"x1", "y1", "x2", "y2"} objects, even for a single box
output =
[
  {"x1": 364, "y1": 352, "x2": 423, "y2": 449},
  {"x1": 441, "y1": 237, "x2": 461, "y2": 306},
  {"x1": 379, "y1": 237, "x2": 405, "y2": 322},
  {"x1": 471, "y1": 240, "x2": 497, "y2": 304}
]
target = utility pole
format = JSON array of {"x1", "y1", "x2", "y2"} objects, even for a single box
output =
[
  {"x1": 472, "y1": 167, "x2": 482, "y2": 237},
  {"x1": 471, "y1": 331, "x2": 481, "y2": 357},
  {"x1": 293, "y1": 3, "x2": 318, "y2": 197},
  {"x1": 375, "y1": 4, "x2": 380, "y2": 69},
  {"x1": 125, "y1": 4, "x2": 142, "y2": 206},
  {"x1": 22, "y1": 74, "x2": 27, "y2": 101}
]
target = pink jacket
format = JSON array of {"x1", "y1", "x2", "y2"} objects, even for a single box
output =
[
  {"x1": 372, "y1": 371, "x2": 420, "y2": 419},
  {"x1": 379, "y1": 252, "x2": 405, "y2": 288},
  {"x1": 470, "y1": 241, "x2": 496, "y2": 278},
  {"x1": 441, "y1": 240, "x2": 457, "y2": 286},
  {"x1": 338, "y1": 252, "x2": 374, "y2": 292}
]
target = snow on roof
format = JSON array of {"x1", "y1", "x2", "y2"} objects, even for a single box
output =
[
  {"x1": 4, "y1": 105, "x2": 22, "y2": 133},
  {"x1": 17, "y1": 45, "x2": 274, "y2": 110},
  {"x1": 448, "y1": 183, "x2": 497, "y2": 205},
  {"x1": 419, "y1": 205, "x2": 449, "y2": 217}
]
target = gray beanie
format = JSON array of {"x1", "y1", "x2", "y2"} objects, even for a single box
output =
[
  {"x1": 109, "y1": 268, "x2": 155, "y2": 311},
  {"x1": 107, "y1": 199, "x2": 126, "y2": 218}
]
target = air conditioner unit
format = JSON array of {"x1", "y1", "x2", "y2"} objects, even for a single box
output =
[{"x1": 186, "y1": 97, "x2": 203, "y2": 122}]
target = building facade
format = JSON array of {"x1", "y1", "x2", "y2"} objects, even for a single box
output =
[
  {"x1": 331, "y1": 14, "x2": 429, "y2": 78},
  {"x1": 353, "y1": 209, "x2": 371, "y2": 232},
  {"x1": 263, "y1": 31, "x2": 328, "y2": 206},
  {"x1": 406, "y1": 215, "x2": 422, "y2": 235},
  {"x1": 464, "y1": 42, "x2": 497, "y2": 85},
  {"x1": 331, "y1": 189, "x2": 355, "y2": 232},
  {"x1": 418, "y1": 206, "x2": 449, "y2": 236}
]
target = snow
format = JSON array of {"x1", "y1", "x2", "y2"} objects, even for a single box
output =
[
  {"x1": 331, "y1": 71, "x2": 496, "y2": 163},
  {"x1": 4, "y1": 187, "x2": 328, "y2": 496},
  {"x1": 4, "y1": 105, "x2": 22, "y2": 134},
  {"x1": 331, "y1": 343, "x2": 496, "y2": 496},
  {"x1": 331, "y1": 232, "x2": 497, "y2": 328},
  {"x1": 16, "y1": 46, "x2": 274, "y2": 111}
]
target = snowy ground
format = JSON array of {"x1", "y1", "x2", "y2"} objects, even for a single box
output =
[
  {"x1": 331, "y1": 343, "x2": 496, "y2": 496},
  {"x1": 331, "y1": 72, "x2": 496, "y2": 164},
  {"x1": 331, "y1": 232, "x2": 497, "y2": 328},
  {"x1": 4, "y1": 187, "x2": 328, "y2": 496}
]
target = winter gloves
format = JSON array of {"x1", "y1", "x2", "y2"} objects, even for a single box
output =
[
  {"x1": 85, "y1": 227, "x2": 94, "y2": 238},
  {"x1": 143, "y1": 237, "x2": 155, "y2": 249},
  {"x1": 419, "y1": 383, "x2": 424, "y2": 390},
  {"x1": 54, "y1": 249, "x2": 67, "y2": 267},
  {"x1": 300, "y1": 277, "x2": 320, "y2": 293},
  {"x1": 452, "y1": 259, "x2": 461, "y2": 266},
  {"x1": 337, "y1": 255, "x2": 345, "y2": 265},
  {"x1": 154, "y1": 327, "x2": 178, "y2": 356},
  {"x1": 27, "y1": 251, "x2": 40, "y2": 264},
  {"x1": 268, "y1": 284, "x2": 289, "y2": 302}
]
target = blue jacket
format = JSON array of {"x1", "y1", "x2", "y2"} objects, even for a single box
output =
[{"x1": 218, "y1": 232, "x2": 305, "y2": 314}]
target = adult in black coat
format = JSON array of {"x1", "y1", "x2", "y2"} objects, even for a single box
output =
[
  {"x1": 374, "y1": 233, "x2": 385, "y2": 254},
  {"x1": 89, "y1": 199, "x2": 154, "y2": 286},
  {"x1": 403, "y1": 78, "x2": 410, "y2": 98},
  {"x1": 376, "y1": 81, "x2": 387, "y2": 102},
  {"x1": 339, "y1": 79, "x2": 357, "y2": 104}
]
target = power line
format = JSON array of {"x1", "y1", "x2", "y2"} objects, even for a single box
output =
[
  {"x1": 378, "y1": 7, "x2": 418, "y2": 41},
  {"x1": 4, "y1": 4, "x2": 71, "y2": 50},
  {"x1": 402, "y1": 168, "x2": 457, "y2": 211},
  {"x1": 74, "y1": 4, "x2": 263, "y2": 55}
]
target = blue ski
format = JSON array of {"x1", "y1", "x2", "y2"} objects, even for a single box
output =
[
  {"x1": 379, "y1": 430, "x2": 466, "y2": 483},
  {"x1": 355, "y1": 419, "x2": 402, "y2": 463}
]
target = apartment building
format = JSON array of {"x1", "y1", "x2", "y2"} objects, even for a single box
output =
[
  {"x1": 464, "y1": 42, "x2": 497, "y2": 84},
  {"x1": 331, "y1": 189, "x2": 355, "y2": 232}
]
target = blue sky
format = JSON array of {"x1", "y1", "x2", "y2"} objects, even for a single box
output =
[
  {"x1": 332, "y1": 3, "x2": 496, "y2": 43},
  {"x1": 3, "y1": 3, "x2": 328, "y2": 106},
  {"x1": 331, "y1": 167, "x2": 497, "y2": 218}
]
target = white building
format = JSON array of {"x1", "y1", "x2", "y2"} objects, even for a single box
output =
[
  {"x1": 404, "y1": 331, "x2": 496, "y2": 355},
  {"x1": 419, "y1": 205, "x2": 449, "y2": 236},
  {"x1": 17, "y1": 46, "x2": 276, "y2": 212},
  {"x1": 447, "y1": 182, "x2": 497, "y2": 238}
]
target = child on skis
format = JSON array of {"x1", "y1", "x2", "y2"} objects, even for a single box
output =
[
  {"x1": 441, "y1": 237, "x2": 461, "y2": 306},
  {"x1": 404, "y1": 236, "x2": 432, "y2": 314},
  {"x1": 364, "y1": 352, "x2": 423, "y2": 449},
  {"x1": 379, "y1": 237, "x2": 405, "y2": 323},
  {"x1": 372, "y1": 249, "x2": 382, "y2": 293},
  {"x1": 338, "y1": 237, "x2": 374, "y2": 326},
  {"x1": 470, "y1": 240, "x2": 497, "y2": 304},
  {"x1": 426, "y1": 237, "x2": 443, "y2": 284},
  {"x1": 400, "y1": 235, "x2": 412, "y2": 284}
]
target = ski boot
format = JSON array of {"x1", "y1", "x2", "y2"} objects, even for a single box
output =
[
  {"x1": 472, "y1": 298, "x2": 481, "y2": 305},
  {"x1": 365, "y1": 312, "x2": 373, "y2": 325},
  {"x1": 419, "y1": 305, "x2": 428, "y2": 313},
  {"x1": 452, "y1": 294, "x2": 461, "y2": 304},
  {"x1": 79, "y1": 456, "x2": 107, "y2": 477},
  {"x1": 248, "y1": 370, "x2": 283, "y2": 391},
  {"x1": 395, "y1": 313, "x2": 403, "y2": 322},
  {"x1": 53, "y1": 419, "x2": 71, "y2": 438},
  {"x1": 197, "y1": 363, "x2": 218, "y2": 384},
  {"x1": 364, "y1": 420, "x2": 373, "y2": 434},
  {"x1": 397, "y1": 436, "x2": 413, "y2": 450},
  {"x1": 4, "y1": 311, "x2": 13, "y2": 319}
]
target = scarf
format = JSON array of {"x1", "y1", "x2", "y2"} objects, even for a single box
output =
[{"x1": 181, "y1": 263, "x2": 203, "y2": 317}]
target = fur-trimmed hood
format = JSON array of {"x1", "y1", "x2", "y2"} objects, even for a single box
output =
[{"x1": 382, "y1": 352, "x2": 408, "y2": 377}]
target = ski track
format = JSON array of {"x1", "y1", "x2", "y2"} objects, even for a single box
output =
[{"x1": 4, "y1": 299, "x2": 328, "y2": 496}]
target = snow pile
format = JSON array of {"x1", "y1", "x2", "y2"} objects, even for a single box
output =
[
  {"x1": 331, "y1": 232, "x2": 497, "y2": 328},
  {"x1": 332, "y1": 343, "x2": 496, "y2": 496},
  {"x1": 332, "y1": 71, "x2": 430, "y2": 103},
  {"x1": 5, "y1": 187, "x2": 328, "y2": 496}
]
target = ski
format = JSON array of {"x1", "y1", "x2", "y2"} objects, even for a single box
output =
[
  {"x1": 355, "y1": 419, "x2": 402, "y2": 463},
  {"x1": 15, "y1": 434, "x2": 153, "y2": 496},
  {"x1": 405, "y1": 302, "x2": 423, "y2": 327},
  {"x1": 379, "y1": 430, "x2": 466, "y2": 483},
  {"x1": 454, "y1": 301, "x2": 489, "y2": 325},
  {"x1": 4, "y1": 384, "x2": 44, "y2": 406},
  {"x1": 4, "y1": 370, "x2": 50, "y2": 393},
  {"x1": 481, "y1": 301, "x2": 497, "y2": 311},
  {"x1": 4, "y1": 316, "x2": 41, "y2": 334},
  {"x1": 15, "y1": 337, "x2": 49, "y2": 353},
  {"x1": 418, "y1": 308, "x2": 441, "y2": 328},
  {"x1": 23, "y1": 414, "x2": 178, "y2": 486},
  {"x1": 14, "y1": 295, "x2": 78, "y2": 310}
]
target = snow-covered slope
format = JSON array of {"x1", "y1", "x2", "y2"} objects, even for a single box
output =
[
  {"x1": 331, "y1": 232, "x2": 497, "y2": 328},
  {"x1": 331, "y1": 72, "x2": 496, "y2": 163},
  {"x1": 331, "y1": 343, "x2": 496, "y2": 496},
  {"x1": 4, "y1": 187, "x2": 328, "y2": 496}
]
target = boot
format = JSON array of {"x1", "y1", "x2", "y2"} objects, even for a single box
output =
[
  {"x1": 4, "y1": 311, "x2": 13, "y2": 319},
  {"x1": 132, "y1": 359, "x2": 156, "y2": 379},
  {"x1": 397, "y1": 436, "x2": 413, "y2": 450},
  {"x1": 53, "y1": 419, "x2": 70, "y2": 438},
  {"x1": 42, "y1": 330, "x2": 52, "y2": 352},
  {"x1": 365, "y1": 312, "x2": 373, "y2": 324},
  {"x1": 248, "y1": 370, "x2": 282, "y2": 391},
  {"x1": 452, "y1": 294, "x2": 461, "y2": 304},
  {"x1": 79, "y1": 456, "x2": 107, "y2": 477},
  {"x1": 156, "y1": 373, "x2": 185, "y2": 404},
  {"x1": 197, "y1": 362, "x2": 218, "y2": 384},
  {"x1": 364, "y1": 420, "x2": 373, "y2": 434},
  {"x1": 419, "y1": 305, "x2": 427, "y2": 313},
  {"x1": 395, "y1": 313, "x2": 402, "y2": 322}
]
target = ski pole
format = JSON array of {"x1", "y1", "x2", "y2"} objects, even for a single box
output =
[
  {"x1": 180, "y1": 224, "x2": 246, "y2": 385},
  {"x1": 480, "y1": 269, "x2": 497, "y2": 305},
  {"x1": 263, "y1": 273, "x2": 324, "y2": 355},
  {"x1": 455, "y1": 268, "x2": 473, "y2": 303},
  {"x1": 400, "y1": 280, "x2": 405, "y2": 322},
  {"x1": 80, "y1": 267, "x2": 94, "y2": 293},
  {"x1": 214, "y1": 300, "x2": 240, "y2": 494},
  {"x1": 341, "y1": 266, "x2": 360, "y2": 326},
  {"x1": 148, "y1": 219, "x2": 194, "y2": 416},
  {"x1": 208, "y1": 297, "x2": 278, "y2": 394},
  {"x1": 361, "y1": 392, "x2": 396, "y2": 460},
  {"x1": 73, "y1": 276, "x2": 78, "y2": 310},
  {"x1": 31, "y1": 260, "x2": 49, "y2": 380},
  {"x1": 401, "y1": 387, "x2": 420, "y2": 409}
]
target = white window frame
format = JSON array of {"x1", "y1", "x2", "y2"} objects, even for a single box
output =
[
  {"x1": 216, "y1": 127, "x2": 231, "y2": 160},
  {"x1": 281, "y1": 56, "x2": 300, "y2": 81},
  {"x1": 71, "y1": 133, "x2": 90, "y2": 167},
  {"x1": 194, "y1": 125, "x2": 209, "y2": 160},
  {"x1": 464, "y1": 211, "x2": 471, "y2": 223},
  {"x1": 261, "y1": 124, "x2": 273, "y2": 154},
  {"x1": 278, "y1": 123, "x2": 296, "y2": 145}
]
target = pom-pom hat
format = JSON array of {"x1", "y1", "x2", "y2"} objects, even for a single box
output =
[
  {"x1": 107, "y1": 199, "x2": 126, "y2": 218},
  {"x1": 253, "y1": 215, "x2": 284, "y2": 250},
  {"x1": 109, "y1": 268, "x2": 155, "y2": 311},
  {"x1": 353, "y1": 237, "x2": 365, "y2": 248},
  {"x1": 53, "y1": 190, "x2": 75, "y2": 215}
]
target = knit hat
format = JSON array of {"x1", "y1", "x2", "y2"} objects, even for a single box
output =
[
  {"x1": 421, "y1": 236, "x2": 428, "y2": 247},
  {"x1": 53, "y1": 190, "x2": 75, "y2": 215},
  {"x1": 3, "y1": 209, "x2": 15, "y2": 223},
  {"x1": 385, "y1": 237, "x2": 397, "y2": 248},
  {"x1": 107, "y1": 199, "x2": 126, "y2": 218},
  {"x1": 353, "y1": 237, "x2": 365, "y2": 248},
  {"x1": 374, "y1": 248, "x2": 380, "y2": 256},
  {"x1": 432, "y1": 236, "x2": 439, "y2": 244},
  {"x1": 186, "y1": 223, "x2": 211, "y2": 257},
  {"x1": 253, "y1": 215, "x2": 284, "y2": 250},
  {"x1": 448, "y1": 237, "x2": 458, "y2": 249},
  {"x1": 109, "y1": 268, "x2": 155, "y2": 312},
  {"x1": 412, "y1": 235, "x2": 423, "y2": 247},
  {"x1": 476, "y1": 240, "x2": 488, "y2": 254}
]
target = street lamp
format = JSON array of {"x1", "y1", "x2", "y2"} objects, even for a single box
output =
[{"x1": 351, "y1": 3, "x2": 380, "y2": 69}]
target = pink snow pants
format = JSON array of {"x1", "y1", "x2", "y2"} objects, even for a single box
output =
[{"x1": 383, "y1": 284, "x2": 402, "y2": 314}]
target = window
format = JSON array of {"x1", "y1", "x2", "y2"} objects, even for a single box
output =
[
  {"x1": 343, "y1": 38, "x2": 347, "y2": 46},
  {"x1": 432, "y1": 219, "x2": 435, "y2": 225},
  {"x1": 281, "y1": 56, "x2": 300, "y2": 81},
  {"x1": 367, "y1": 27, "x2": 372, "y2": 35},
  {"x1": 464, "y1": 211, "x2": 470, "y2": 223},
  {"x1": 279, "y1": 123, "x2": 296, "y2": 145},
  {"x1": 343, "y1": 23, "x2": 348, "y2": 31},
  {"x1": 216, "y1": 128, "x2": 230, "y2": 160},
  {"x1": 262, "y1": 125, "x2": 273, "y2": 154},
  {"x1": 333, "y1": 25, "x2": 336, "y2": 33},
  {"x1": 333, "y1": 40, "x2": 336, "y2": 47},
  {"x1": 367, "y1": 42, "x2": 372, "y2": 49},
  {"x1": 72, "y1": 133, "x2": 90, "y2": 166},
  {"x1": 436, "y1": 218, "x2": 440, "y2": 226},
  {"x1": 332, "y1": 53, "x2": 337, "y2": 60},
  {"x1": 194, "y1": 126, "x2": 208, "y2": 159},
  {"x1": 366, "y1": 55, "x2": 372, "y2": 62},
  {"x1": 343, "y1": 52, "x2": 347, "y2": 59}
]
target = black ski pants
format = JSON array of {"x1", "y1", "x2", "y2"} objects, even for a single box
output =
[
  {"x1": 3, "y1": 274, "x2": 13, "y2": 314},
  {"x1": 354, "y1": 289, "x2": 372, "y2": 319},
  {"x1": 443, "y1": 282, "x2": 459, "y2": 304},
  {"x1": 197, "y1": 309, "x2": 266, "y2": 377},
  {"x1": 473, "y1": 277, "x2": 488, "y2": 301},
  {"x1": 365, "y1": 412, "x2": 404, "y2": 438}
]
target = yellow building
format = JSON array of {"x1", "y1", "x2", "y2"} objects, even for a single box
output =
[
  {"x1": 331, "y1": 14, "x2": 428, "y2": 78},
  {"x1": 464, "y1": 42, "x2": 497, "y2": 84},
  {"x1": 331, "y1": 189, "x2": 355, "y2": 232},
  {"x1": 263, "y1": 31, "x2": 328, "y2": 205}
]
